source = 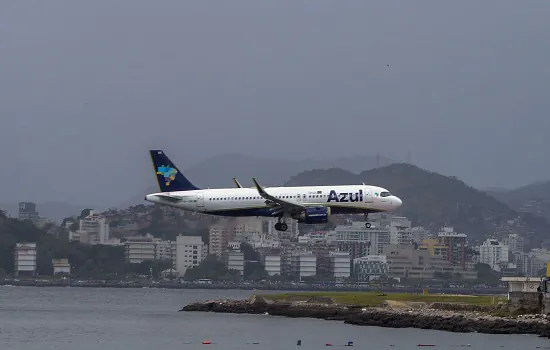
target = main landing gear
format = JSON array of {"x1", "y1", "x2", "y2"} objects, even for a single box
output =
[
  {"x1": 364, "y1": 213, "x2": 371, "y2": 229},
  {"x1": 274, "y1": 219, "x2": 288, "y2": 232}
]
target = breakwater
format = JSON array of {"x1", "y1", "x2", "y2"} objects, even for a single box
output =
[{"x1": 180, "y1": 297, "x2": 550, "y2": 338}]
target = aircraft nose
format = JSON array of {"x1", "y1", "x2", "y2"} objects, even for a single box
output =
[{"x1": 393, "y1": 196, "x2": 402, "y2": 208}]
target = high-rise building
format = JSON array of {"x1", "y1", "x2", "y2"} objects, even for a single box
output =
[
  {"x1": 227, "y1": 250, "x2": 245, "y2": 276},
  {"x1": 175, "y1": 235, "x2": 207, "y2": 278},
  {"x1": 263, "y1": 252, "x2": 281, "y2": 276},
  {"x1": 79, "y1": 211, "x2": 110, "y2": 245},
  {"x1": 330, "y1": 251, "x2": 351, "y2": 279},
  {"x1": 437, "y1": 227, "x2": 467, "y2": 268},
  {"x1": 15, "y1": 242, "x2": 37, "y2": 276},
  {"x1": 353, "y1": 255, "x2": 390, "y2": 281},
  {"x1": 332, "y1": 222, "x2": 390, "y2": 259},
  {"x1": 479, "y1": 239, "x2": 509, "y2": 272},
  {"x1": 504, "y1": 234, "x2": 524, "y2": 254},
  {"x1": 208, "y1": 222, "x2": 232, "y2": 260},
  {"x1": 389, "y1": 217, "x2": 412, "y2": 245},
  {"x1": 291, "y1": 252, "x2": 316, "y2": 279},
  {"x1": 18, "y1": 202, "x2": 39, "y2": 221}
]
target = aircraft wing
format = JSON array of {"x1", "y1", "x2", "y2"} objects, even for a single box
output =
[
  {"x1": 233, "y1": 178, "x2": 243, "y2": 188},
  {"x1": 251, "y1": 177, "x2": 305, "y2": 215}
]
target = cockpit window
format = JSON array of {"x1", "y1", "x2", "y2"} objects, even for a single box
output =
[{"x1": 380, "y1": 191, "x2": 391, "y2": 197}]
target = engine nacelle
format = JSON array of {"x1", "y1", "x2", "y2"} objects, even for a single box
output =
[{"x1": 294, "y1": 207, "x2": 331, "y2": 224}]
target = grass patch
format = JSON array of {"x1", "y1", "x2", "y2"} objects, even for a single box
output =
[{"x1": 259, "y1": 291, "x2": 505, "y2": 307}]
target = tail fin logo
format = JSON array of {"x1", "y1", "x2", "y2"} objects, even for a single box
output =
[{"x1": 156, "y1": 165, "x2": 178, "y2": 186}]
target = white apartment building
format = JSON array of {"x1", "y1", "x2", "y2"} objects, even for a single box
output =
[
  {"x1": 479, "y1": 239, "x2": 509, "y2": 272},
  {"x1": 175, "y1": 235, "x2": 207, "y2": 278},
  {"x1": 263, "y1": 254, "x2": 281, "y2": 276},
  {"x1": 330, "y1": 251, "x2": 351, "y2": 279},
  {"x1": 227, "y1": 250, "x2": 245, "y2": 276},
  {"x1": 123, "y1": 235, "x2": 176, "y2": 264},
  {"x1": 125, "y1": 236, "x2": 156, "y2": 263},
  {"x1": 291, "y1": 252, "x2": 316, "y2": 279},
  {"x1": 504, "y1": 234, "x2": 524, "y2": 254},
  {"x1": 78, "y1": 211, "x2": 110, "y2": 245},
  {"x1": 516, "y1": 249, "x2": 550, "y2": 277},
  {"x1": 389, "y1": 217, "x2": 412, "y2": 245},
  {"x1": 52, "y1": 258, "x2": 71, "y2": 275},
  {"x1": 332, "y1": 221, "x2": 391, "y2": 258},
  {"x1": 15, "y1": 242, "x2": 37, "y2": 276},
  {"x1": 156, "y1": 240, "x2": 176, "y2": 262}
]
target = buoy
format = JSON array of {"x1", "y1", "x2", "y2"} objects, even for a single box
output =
[
  {"x1": 325, "y1": 343, "x2": 333, "y2": 346},
  {"x1": 297, "y1": 340, "x2": 302, "y2": 346},
  {"x1": 202, "y1": 340, "x2": 212, "y2": 345}
]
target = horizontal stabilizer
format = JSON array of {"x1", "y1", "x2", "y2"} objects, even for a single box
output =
[{"x1": 153, "y1": 194, "x2": 182, "y2": 203}]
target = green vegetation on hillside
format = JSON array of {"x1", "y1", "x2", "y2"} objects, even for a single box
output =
[
  {"x1": 0, "y1": 212, "x2": 169, "y2": 279},
  {"x1": 260, "y1": 291, "x2": 504, "y2": 307},
  {"x1": 139, "y1": 205, "x2": 211, "y2": 244}
]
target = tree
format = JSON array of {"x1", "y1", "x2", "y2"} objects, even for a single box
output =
[
  {"x1": 475, "y1": 263, "x2": 501, "y2": 285},
  {"x1": 183, "y1": 255, "x2": 233, "y2": 280},
  {"x1": 79, "y1": 209, "x2": 93, "y2": 219}
]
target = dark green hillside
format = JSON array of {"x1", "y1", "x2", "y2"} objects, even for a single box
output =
[
  {"x1": 286, "y1": 164, "x2": 549, "y2": 244},
  {"x1": 0, "y1": 211, "x2": 125, "y2": 277}
]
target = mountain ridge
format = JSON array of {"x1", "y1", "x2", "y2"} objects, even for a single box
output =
[
  {"x1": 287, "y1": 163, "x2": 549, "y2": 246},
  {"x1": 486, "y1": 180, "x2": 550, "y2": 222}
]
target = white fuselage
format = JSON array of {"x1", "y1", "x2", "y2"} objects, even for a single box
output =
[{"x1": 145, "y1": 184, "x2": 402, "y2": 217}]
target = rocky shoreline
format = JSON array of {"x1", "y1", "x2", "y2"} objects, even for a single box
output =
[{"x1": 180, "y1": 297, "x2": 550, "y2": 338}]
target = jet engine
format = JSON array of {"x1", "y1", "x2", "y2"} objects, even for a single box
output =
[{"x1": 294, "y1": 207, "x2": 331, "y2": 224}]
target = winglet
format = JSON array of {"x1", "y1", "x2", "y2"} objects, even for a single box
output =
[
  {"x1": 233, "y1": 178, "x2": 243, "y2": 188},
  {"x1": 252, "y1": 177, "x2": 264, "y2": 194},
  {"x1": 251, "y1": 177, "x2": 265, "y2": 195}
]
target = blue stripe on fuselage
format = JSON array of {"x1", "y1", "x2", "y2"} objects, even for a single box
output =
[{"x1": 203, "y1": 206, "x2": 383, "y2": 217}]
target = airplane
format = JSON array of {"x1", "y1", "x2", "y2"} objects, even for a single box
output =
[{"x1": 145, "y1": 150, "x2": 403, "y2": 232}]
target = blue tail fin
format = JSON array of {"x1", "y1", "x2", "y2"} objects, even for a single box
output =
[{"x1": 149, "y1": 150, "x2": 200, "y2": 192}]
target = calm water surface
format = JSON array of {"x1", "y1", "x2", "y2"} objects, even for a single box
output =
[{"x1": 0, "y1": 286, "x2": 548, "y2": 350}]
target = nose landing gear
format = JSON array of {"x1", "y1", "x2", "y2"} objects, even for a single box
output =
[{"x1": 364, "y1": 213, "x2": 371, "y2": 229}]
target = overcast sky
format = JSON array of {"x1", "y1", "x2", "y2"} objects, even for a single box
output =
[{"x1": 1, "y1": 0, "x2": 549, "y2": 207}]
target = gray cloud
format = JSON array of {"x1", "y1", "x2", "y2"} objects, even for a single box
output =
[{"x1": 0, "y1": 0, "x2": 549, "y2": 206}]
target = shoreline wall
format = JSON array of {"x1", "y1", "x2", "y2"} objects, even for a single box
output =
[{"x1": 180, "y1": 298, "x2": 550, "y2": 338}]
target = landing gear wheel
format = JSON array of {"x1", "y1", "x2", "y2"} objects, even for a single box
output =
[
  {"x1": 274, "y1": 222, "x2": 288, "y2": 231},
  {"x1": 365, "y1": 222, "x2": 371, "y2": 229}
]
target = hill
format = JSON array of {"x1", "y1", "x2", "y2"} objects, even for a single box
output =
[
  {"x1": 487, "y1": 181, "x2": 550, "y2": 222},
  {"x1": 119, "y1": 153, "x2": 393, "y2": 208},
  {"x1": 287, "y1": 163, "x2": 549, "y2": 246}
]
